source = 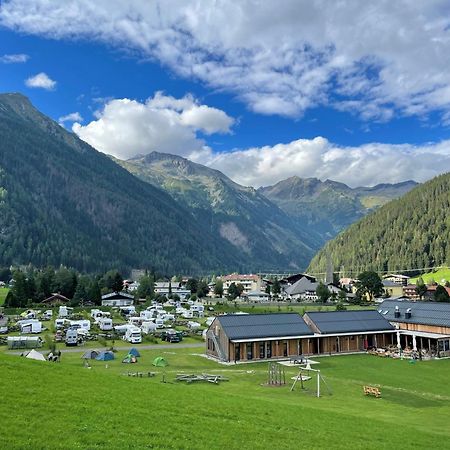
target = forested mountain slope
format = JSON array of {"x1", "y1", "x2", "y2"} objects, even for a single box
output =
[
  {"x1": 0, "y1": 93, "x2": 247, "y2": 274},
  {"x1": 307, "y1": 173, "x2": 450, "y2": 275}
]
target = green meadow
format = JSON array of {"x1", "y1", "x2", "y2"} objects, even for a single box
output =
[
  {"x1": 1, "y1": 347, "x2": 449, "y2": 449},
  {"x1": 410, "y1": 267, "x2": 450, "y2": 284},
  {"x1": 0, "y1": 287, "x2": 9, "y2": 306}
]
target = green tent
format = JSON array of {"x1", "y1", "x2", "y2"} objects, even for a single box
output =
[
  {"x1": 152, "y1": 356, "x2": 168, "y2": 367},
  {"x1": 122, "y1": 354, "x2": 138, "y2": 364}
]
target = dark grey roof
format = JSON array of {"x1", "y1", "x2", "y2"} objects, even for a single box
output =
[
  {"x1": 306, "y1": 310, "x2": 395, "y2": 334},
  {"x1": 216, "y1": 313, "x2": 313, "y2": 340},
  {"x1": 285, "y1": 277, "x2": 318, "y2": 295},
  {"x1": 101, "y1": 291, "x2": 134, "y2": 300},
  {"x1": 379, "y1": 299, "x2": 450, "y2": 328}
]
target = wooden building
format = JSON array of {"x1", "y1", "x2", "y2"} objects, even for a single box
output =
[
  {"x1": 303, "y1": 310, "x2": 396, "y2": 354},
  {"x1": 101, "y1": 291, "x2": 134, "y2": 307},
  {"x1": 206, "y1": 313, "x2": 314, "y2": 362},
  {"x1": 206, "y1": 310, "x2": 396, "y2": 363},
  {"x1": 379, "y1": 300, "x2": 450, "y2": 356},
  {"x1": 41, "y1": 293, "x2": 70, "y2": 305}
]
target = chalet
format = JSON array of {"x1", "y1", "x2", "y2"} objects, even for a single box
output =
[
  {"x1": 101, "y1": 291, "x2": 134, "y2": 307},
  {"x1": 403, "y1": 284, "x2": 420, "y2": 300},
  {"x1": 383, "y1": 274, "x2": 410, "y2": 286},
  {"x1": 283, "y1": 277, "x2": 318, "y2": 301},
  {"x1": 42, "y1": 293, "x2": 70, "y2": 305},
  {"x1": 379, "y1": 299, "x2": 450, "y2": 356},
  {"x1": 303, "y1": 310, "x2": 396, "y2": 354},
  {"x1": 206, "y1": 313, "x2": 313, "y2": 362}
]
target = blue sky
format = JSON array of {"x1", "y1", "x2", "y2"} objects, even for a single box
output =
[{"x1": 1, "y1": 1, "x2": 450, "y2": 188}]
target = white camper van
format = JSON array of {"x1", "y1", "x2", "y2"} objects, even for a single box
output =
[
  {"x1": 65, "y1": 328, "x2": 78, "y2": 346},
  {"x1": 124, "y1": 326, "x2": 142, "y2": 344}
]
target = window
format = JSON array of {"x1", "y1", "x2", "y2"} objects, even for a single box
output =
[
  {"x1": 259, "y1": 342, "x2": 265, "y2": 359},
  {"x1": 266, "y1": 342, "x2": 272, "y2": 358},
  {"x1": 235, "y1": 344, "x2": 240, "y2": 361},
  {"x1": 283, "y1": 341, "x2": 288, "y2": 357},
  {"x1": 246, "y1": 342, "x2": 253, "y2": 360}
]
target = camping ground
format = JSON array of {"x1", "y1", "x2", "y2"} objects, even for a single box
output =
[{"x1": 1, "y1": 348, "x2": 450, "y2": 449}]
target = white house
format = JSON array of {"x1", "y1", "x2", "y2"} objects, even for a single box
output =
[
  {"x1": 101, "y1": 291, "x2": 134, "y2": 307},
  {"x1": 245, "y1": 290, "x2": 270, "y2": 302},
  {"x1": 154, "y1": 282, "x2": 191, "y2": 299}
]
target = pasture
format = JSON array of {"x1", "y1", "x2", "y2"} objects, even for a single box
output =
[
  {"x1": 1, "y1": 347, "x2": 449, "y2": 449},
  {"x1": 0, "y1": 287, "x2": 9, "y2": 305},
  {"x1": 410, "y1": 267, "x2": 450, "y2": 284}
]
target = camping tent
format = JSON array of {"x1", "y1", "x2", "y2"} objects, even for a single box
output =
[
  {"x1": 25, "y1": 349, "x2": 46, "y2": 361},
  {"x1": 81, "y1": 350, "x2": 99, "y2": 359},
  {"x1": 152, "y1": 356, "x2": 168, "y2": 367},
  {"x1": 122, "y1": 354, "x2": 138, "y2": 364},
  {"x1": 128, "y1": 347, "x2": 141, "y2": 357},
  {"x1": 95, "y1": 351, "x2": 115, "y2": 361}
]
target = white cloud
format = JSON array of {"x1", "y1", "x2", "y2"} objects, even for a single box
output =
[
  {"x1": 193, "y1": 138, "x2": 450, "y2": 188},
  {"x1": 0, "y1": 53, "x2": 29, "y2": 63},
  {"x1": 3, "y1": 1, "x2": 450, "y2": 119},
  {"x1": 72, "y1": 93, "x2": 234, "y2": 159},
  {"x1": 25, "y1": 72, "x2": 56, "y2": 90},
  {"x1": 58, "y1": 112, "x2": 83, "y2": 124}
]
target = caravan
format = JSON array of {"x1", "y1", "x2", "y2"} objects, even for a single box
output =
[
  {"x1": 98, "y1": 317, "x2": 113, "y2": 331},
  {"x1": 69, "y1": 320, "x2": 91, "y2": 331},
  {"x1": 18, "y1": 319, "x2": 42, "y2": 334},
  {"x1": 191, "y1": 304, "x2": 204, "y2": 317},
  {"x1": 141, "y1": 321, "x2": 157, "y2": 334},
  {"x1": 65, "y1": 328, "x2": 78, "y2": 346},
  {"x1": 58, "y1": 306, "x2": 73, "y2": 318}
]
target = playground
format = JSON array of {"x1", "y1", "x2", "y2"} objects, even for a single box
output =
[{"x1": 1, "y1": 348, "x2": 450, "y2": 448}]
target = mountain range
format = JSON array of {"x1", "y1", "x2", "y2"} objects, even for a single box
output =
[
  {"x1": 307, "y1": 172, "x2": 449, "y2": 276},
  {"x1": 0, "y1": 93, "x2": 420, "y2": 275}
]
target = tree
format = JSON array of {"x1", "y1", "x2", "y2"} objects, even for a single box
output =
[
  {"x1": 415, "y1": 277, "x2": 427, "y2": 300},
  {"x1": 227, "y1": 282, "x2": 238, "y2": 300},
  {"x1": 88, "y1": 280, "x2": 102, "y2": 306},
  {"x1": 272, "y1": 277, "x2": 281, "y2": 296},
  {"x1": 36, "y1": 267, "x2": 55, "y2": 301},
  {"x1": 236, "y1": 283, "x2": 244, "y2": 298},
  {"x1": 186, "y1": 278, "x2": 198, "y2": 294},
  {"x1": 355, "y1": 271, "x2": 383, "y2": 302},
  {"x1": 102, "y1": 270, "x2": 124, "y2": 293},
  {"x1": 265, "y1": 283, "x2": 271, "y2": 295},
  {"x1": 214, "y1": 279, "x2": 224, "y2": 298},
  {"x1": 197, "y1": 280, "x2": 209, "y2": 298},
  {"x1": 137, "y1": 275, "x2": 154, "y2": 299},
  {"x1": 335, "y1": 302, "x2": 347, "y2": 311},
  {"x1": 10, "y1": 270, "x2": 28, "y2": 307},
  {"x1": 316, "y1": 282, "x2": 331, "y2": 303},
  {"x1": 53, "y1": 267, "x2": 77, "y2": 298},
  {"x1": 338, "y1": 289, "x2": 347, "y2": 303},
  {"x1": 72, "y1": 280, "x2": 88, "y2": 306},
  {"x1": 434, "y1": 285, "x2": 450, "y2": 302}
]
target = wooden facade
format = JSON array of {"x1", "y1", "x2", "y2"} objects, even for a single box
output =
[{"x1": 206, "y1": 317, "x2": 395, "y2": 363}]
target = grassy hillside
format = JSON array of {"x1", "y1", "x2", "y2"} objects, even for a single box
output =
[
  {"x1": 410, "y1": 267, "x2": 450, "y2": 284},
  {"x1": 0, "y1": 287, "x2": 8, "y2": 305},
  {"x1": 308, "y1": 172, "x2": 450, "y2": 275},
  {"x1": 1, "y1": 348, "x2": 449, "y2": 449}
]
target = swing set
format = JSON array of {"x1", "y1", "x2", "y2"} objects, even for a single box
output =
[{"x1": 290, "y1": 362, "x2": 332, "y2": 397}]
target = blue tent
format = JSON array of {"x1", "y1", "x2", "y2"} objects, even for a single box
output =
[
  {"x1": 128, "y1": 347, "x2": 141, "y2": 357},
  {"x1": 96, "y1": 351, "x2": 115, "y2": 361}
]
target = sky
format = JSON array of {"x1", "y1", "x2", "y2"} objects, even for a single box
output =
[{"x1": 1, "y1": 0, "x2": 450, "y2": 188}]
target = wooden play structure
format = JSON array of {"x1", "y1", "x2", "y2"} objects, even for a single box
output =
[
  {"x1": 363, "y1": 385, "x2": 381, "y2": 398},
  {"x1": 267, "y1": 362, "x2": 286, "y2": 386}
]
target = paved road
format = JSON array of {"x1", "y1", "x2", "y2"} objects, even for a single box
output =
[{"x1": 7, "y1": 342, "x2": 204, "y2": 355}]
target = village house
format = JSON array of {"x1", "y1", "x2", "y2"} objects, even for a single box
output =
[
  {"x1": 403, "y1": 284, "x2": 420, "y2": 300},
  {"x1": 244, "y1": 290, "x2": 270, "y2": 302},
  {"x1": 383, "y1": 274, "x2": 410, "y2": 286},
  {"x1": 220, "y1": 274, "x2": 262, "y2": 296},
  {"x1": 101, "y1": 291, "x2": 134, "y2": 307},
  {"x1": 153, "y1": 282, "x2": 191, "y2": 299},
  {"x1": 41, "y1": 293, "x2": 71, "y2": 305},
  {"x1": 382, "y1": 280, "x2": 404, "y2": 298},
  {"x1": 379, "y1": 299, "x2": 450, "y2": 357}
]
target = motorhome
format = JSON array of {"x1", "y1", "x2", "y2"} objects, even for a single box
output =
[
  {"x1": 91, "y1": 309, "x2": 111, "y2": 321},
  {"x1": 119, "y1": 306, "x2": 136, "y2": 317},
  {"x1": 191, "y1": 304, "x2": 204, "y2": 317},
  {"x1": 128, "y1": 316, "x2": 142, "y2": 327},
  {"x1": 55, "y1": 318, "x2": 68, "y2": 329},
  {"x1": 69, "y1": 320, "x2": 91, "y2": 331},
  {"x1": 124, "y1": 326, "x2": 142, "y2": 344},
  {"x1": 58, "y1": 306, "x2": 73, "y2": 318},
  {"x1": 20, "y1": 310, "x2": 38, "y2": 320},
  {"x1": 182, "y1": 310, "x2": 193, "y2": 319},
  {"x1": 18, "y1": 319, "x2": 42, "y2": 334},
  {"x1": 140, "y1": 310, "x2": 154, "y2": 321},
  {"x1": 114, "y1": 324, "x2": 129, "y2": 335},
  {"x1": 98, "y1": 317, "x2": 113, "y2": 331},
  {"x1": 65, "y1": 328, "x2": 78, "y2": 346},
  {"x1": 42, "y1": 310, "x2": 53, "y2": 320},
  {"x1": 187, "y1": 321, "x2": 201, "y2": 330},
  {"x1": 155, "y1": 318, "x2": 165, "y2": 329}
]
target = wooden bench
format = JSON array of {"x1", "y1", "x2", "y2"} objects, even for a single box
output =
[{"x1": 363, "y1": 386, "x2": 381, "y2": 398}]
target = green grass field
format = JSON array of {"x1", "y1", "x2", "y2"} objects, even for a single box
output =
[
  {"x1": 410, "y1": 267, "x2": 450, "y2": 284},
  {"x1": 0, "y1": 287, "x2": 9, "y2": 306},
  {"x1": 1, "y1": 347, "x2": 449, "y2": 449}
]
